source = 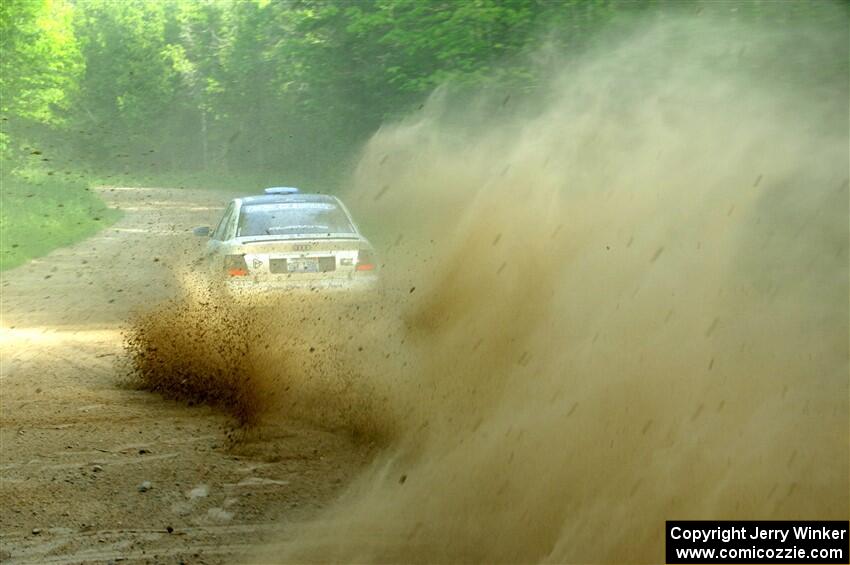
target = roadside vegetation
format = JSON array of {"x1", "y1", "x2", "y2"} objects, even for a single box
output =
[{"x1": 0, "y1": 170, "x2": 120, "y2": 270}]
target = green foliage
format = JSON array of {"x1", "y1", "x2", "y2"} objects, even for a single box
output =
[
  {"x1": 69, "y1": 0, "x2": 185, "y2": 165},
  {"x1": 16, "y1": 0, "x2": 642, "y2": 185},
  {"x1": 0, "y1": 0, "x2": 114, "y2": 271},
  {"x1": 0, "y1": 0, "x2": 81, "y2": 157},
  {"x1": 3, "y1": 0, "x2": 848, "y2": 192}
]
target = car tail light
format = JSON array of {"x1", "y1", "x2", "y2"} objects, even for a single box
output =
[
  {"x1": 224, "y1": 254, "x2": 248, "y2": 276},
  {"x1": 356, "y1": 249, "x2": 376, "y2": 271}
]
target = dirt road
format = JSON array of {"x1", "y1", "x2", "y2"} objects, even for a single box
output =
[{"x1": 0, "y1": 187, "x2": 372, "y2": 564}]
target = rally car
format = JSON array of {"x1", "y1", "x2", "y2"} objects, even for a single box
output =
[{"x1": 193, "y1": 187, "x2": 379, "y2": 294}]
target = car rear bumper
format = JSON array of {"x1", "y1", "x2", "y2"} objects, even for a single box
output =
[{"x1": 223, "y1": 275, "x2": 380, "y2": 297}]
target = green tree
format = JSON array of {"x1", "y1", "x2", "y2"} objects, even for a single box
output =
[{"x1": 0, "y1": 0, "x2": 81, "y2": 160}]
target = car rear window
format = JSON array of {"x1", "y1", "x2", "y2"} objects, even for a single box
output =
[{"x1": 236, "y1": 202, "x2": 355, "y2": 237}]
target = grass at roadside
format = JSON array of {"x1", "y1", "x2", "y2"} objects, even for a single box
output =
[{"x1": 0, "y1": 170, "x2": 122, "y2": 271}]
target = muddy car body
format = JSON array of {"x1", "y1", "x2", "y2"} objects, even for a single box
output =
[{"x1": 194, "y1": 188, "x2": 379, "y2": 295}]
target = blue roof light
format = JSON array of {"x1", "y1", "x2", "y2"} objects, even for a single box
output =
[{"x1": 264, "y1": 187, "x2": 299, "y2": 195}]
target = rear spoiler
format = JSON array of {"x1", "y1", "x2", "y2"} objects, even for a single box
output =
[{"x1": 237, "y1": 235, "x2": 362, "y2": 244}]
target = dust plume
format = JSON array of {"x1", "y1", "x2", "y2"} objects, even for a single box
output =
[
  {"x1": 124, "y1": 273, "x2": 400, "y2": 436},
  {"x1": 255, "y1": 12, "x2": 849, "y2": 564},
  {"x1": 123, "y1": 277, "x2": 272, "y2": 426}
]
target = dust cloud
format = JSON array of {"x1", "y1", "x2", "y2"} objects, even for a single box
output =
[
  {"x1": 124, "y1": 278, "x2": 271, "y2": 426},
  {"x1": 124, "y1": 271, "x2": 399, "y2": 437},
  {"x1": 246, "y1": 13, "x2": 849, "y2": 564}
]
